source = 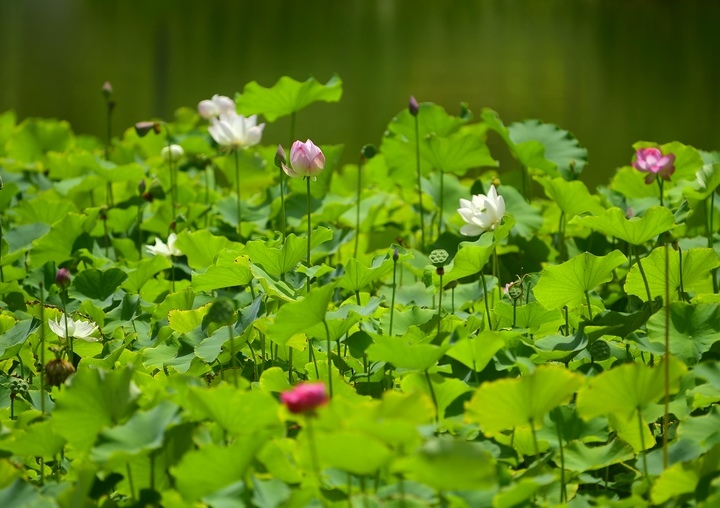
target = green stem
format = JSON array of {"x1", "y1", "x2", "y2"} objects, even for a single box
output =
[
  {"x1": 354, "y1": 159, "x2": 362, "y2": 259},
  {"x1": 480, "y1": 275, "x2": 493, "y2": 331},
  {"x1": 126, "y1": 463, "x2": 135, "y2": 501},
  {"x1": 424, "y1": 369, "x2": 439, "y2": 423},
  {"x1": 39, "y1": 283, "x2": 46, "y2": 416},
  {"x1": 414, "y1": 115, "x2": 425, "y2": 252},
  {"x1": 279, "y1": 165, "x2": 286, "y2": 238},
  {"x1": 136, "y1": 203, "x2": 143, "y2": 259},
  {"x1": 633, "y1": 246, "x2": 653, "y2": 302},
  {"x1": 228, "y1": 324, "x2": 238, "y2": 387},
  {"x1": 657, "y1": 177, "x2": 664, "y2": 207},
  {"x1": 324, "y1": 320, "x2": 333, "y2": 398},
  {"x1": 637, "y1": 407, "x2": 651, "y2": 491},
  {"x1": 436, "y1": 273, "x2": 443, "y2": 339},
  {"x1": 170, "y1": 255, "x2": 175, "y2": 293},
  {"x1": 512, "y1": 299, "x2": 517, "y2": 329},
  {"x1": 204, "y1": 162, "x2": 211, "y2": 229},
  {"x1": 663, "y1": 238, "x2": 670, "y2": 470},
  {"x1": 530, "y1": 419, "x2": 540, "y2": 460},
  {"x1": 306, "y1": 177, "x2": 312, "y2": 294},
  {"x1": 305, "y1": 416, "x2": 323, "y2": 490},
  {"x1": 389, "y1": 257, "x2": 397, "y2": 335},
  {"x1": 234, "y1": 149, "x2": 241, "y2": 233},
  {"x1": 585, "y1": 291, "x2": 593, "y2": 321},
  {"x1": 0, "y1": 219, "x2": 4, "y2": 283},
  {"x1": 288, "y1": 348, "x2": 293, "y2": 384},
  {"x1": 677, "y1": 243, "x2": 685, "y2": 301},
  {"x1": 438, "y1": 170, "x2": 444, "y2": 239},
  {"x1": 61, "y1": 292, "x2": 73, "y2": 363}
]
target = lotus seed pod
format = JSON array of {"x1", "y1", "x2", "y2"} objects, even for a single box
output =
[
  {"x1": 429, "y1": 249, "x2": 449, "y2": 267},
  {"x1": 360, "y1": 144, "x2": 377, "y2": 160},
  {"x1": 588, "y1": 339, "x2": 611, "y2": 361},
  {"x1": 207, "y1": 298, "x2": 236, "y2": 327},
  {"x1": 9, "y1": 377, "x2": 29, "y2": 396},
  {"x1": 507, "y1": 282, "x2": 523, "y2": 301},
  {"x1": 45, "y1": 359, "x2": 76, "y2": 386}
]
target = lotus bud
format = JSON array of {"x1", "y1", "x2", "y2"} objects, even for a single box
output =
[
  {"x1": 281, "y1": 382, "x2": 328, "y2": 414},
  {"x1": 102, "y1": 81, "x2": 113, "y2": 99},
  {"x1": 161, "y1": 144, "x2": 184, "y2": 162},
  {"x1": 138, "y1": 179, "x2": 146, "y2": 194},
  {"x1": 409, "y1": 96, "x2": 419, "y2": 117},
  {"x1": 135, "y1": 121, "x2": 158, "y2": 137},
  {"x1": 360, "y1": 144, "x2": 377, "y2": 160},
  {"x1": 274, "y1": 145, "x2": 287, "y2": 169},
  {"x1": 393, "y1": 248, "x2": 399, "y2": 262},
  {"x1": 55, "y1": 268, "x2": 72, "y2": 290}
]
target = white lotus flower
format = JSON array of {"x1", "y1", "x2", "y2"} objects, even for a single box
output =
[
  {"x1": 197, "y1": 94, "x2": 236, "y2": 120},
  {"x1": 161, "y1": 144, "x2": 184, "y2": 162},
  {"x1": 208, "y1": 111, "x2": 265, "y2": 150},
  {"x1": 458, "y1": 185, "x2": 506, "y2": 236},
  {"x1": 48, "y1": 316, "x2": 99, "y2": 342},
  {"x1": 146, "y1": 233, "x2": 182, "y2": 257}
]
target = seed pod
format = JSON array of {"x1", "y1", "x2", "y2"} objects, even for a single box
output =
[
  {"x1": 9, "y1": 377, "x2": 29, "y2": 396},
  {"x1": 429, "y1": 249, "x2": 449, "y2": 267},
  {"x1": 45, "y1": 359, "x2": 76, "y2": 386},
  {"x1": 507, "y1": 282, "x2": 523, "y2": 302},
  {"x1": 587, "y1": 339, "x2": 611, "y2": 361}
]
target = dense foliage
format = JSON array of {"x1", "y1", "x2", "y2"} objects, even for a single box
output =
[{"x1": 1, "y1": 75, "x2": 720, "y2": 507}]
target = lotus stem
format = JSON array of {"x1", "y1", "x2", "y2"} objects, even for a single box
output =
[
  {"x1": 306, "y1": 177, "x2": 312, "y2": 294},
  {"x1": 227, "y1": 323, "x2": 238, "y2": 387},
  {"x1": 637, "y1": 406, "x2": 651, "y2": 491},
  {"x1": 323, "y1": 320, "x2": 333, "y2": 398},
  {"x1": 389, "y1": 255, "x2": 398, "y2": 336},
  {"x1": 414, "y1": 114, "x2": 425, "y2": 252},
  {"x1": 39, "y1": 282, "x2": 46, "y2": 416},
  {"x1": 633, "y1": 246, "x2": 652, "y2": 302},
  {"x1": 585, "y1": 291, "x2": 593, "y2": 321},
  {"x1": 663, "y1": 236, "x2": 670, "y2": 470},
  {"x1": 234, "y1": 149, "x2": 241, "y2": 233},
  {"x1": 424, "y1": 369, "x2": 439, "y2": 423},
  {"x1": 354, "y1": 157, "x2": 362, "y2": 259},
  {"x1": 480, "y1": 274, "x2": 493, "y2": 331}
]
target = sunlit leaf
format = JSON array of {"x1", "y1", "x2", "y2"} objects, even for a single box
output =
[
  {"x1": 572, "y1": 206, "x2": 676, "y2": 245},
  {"x1": 647, "y1": 302, "x2": 720, "y2": 365}
]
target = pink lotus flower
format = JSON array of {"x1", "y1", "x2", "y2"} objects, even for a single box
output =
[
  {"x1": 281, "y1": 382, "x2": 328, "y2": 414},
  {"x1": 632, "y1": 148, "x2": 675, "y2": 184},
  {"x1": 56, "y1": 268, "x2": 72, "y2": 289},
  {"x1": 282, "y1": 140, "x2": 325, "y2": 180}
]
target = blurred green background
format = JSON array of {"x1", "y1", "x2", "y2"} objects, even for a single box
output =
[{"x1": 1, "y1": 0, "x2": 718, "y2": 188}]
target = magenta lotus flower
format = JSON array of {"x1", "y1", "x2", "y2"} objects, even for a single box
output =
[
  {"x1": 632, "y1": 147, "x2": 675, "y2": 184},
  {"x1": 281, "y1": 382, "x2": 328, "y2": 414},
  {"x1": 281, "y1": 140, "x2": 325, "y2": 180},
  {"x1": 55, "y1": 268, "x2": 72, "y2": 289}
]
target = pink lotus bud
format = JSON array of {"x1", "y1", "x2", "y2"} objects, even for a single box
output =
[
  {"x1": 280, "y1": 382, "x2": 328, "y2": 414},
  {"x1": 282, "y1": 140, "x2": 325, "y2": 179},
  {"x1": 274, "y1": 145, "x2": 287, "y2": 168},
  {"x1": 409, "y1": 96, "x2": 419, "y2": 117},
  {"x1": 102, "y1": 81, "x2": 113, "y2": 99},
  {"x1": 56, "y1": 268, "x2": 72, "y2": 289},
  {"x1": 134, "y1": 121, "x2": 159, "y2": 137},
  {"x1": 632, "y1": 147, "x2": 675, "y2": 184}
]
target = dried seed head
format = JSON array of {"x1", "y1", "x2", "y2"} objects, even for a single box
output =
[{"x1": 45, "y1": 359, "x2": 76, "y2": 386}]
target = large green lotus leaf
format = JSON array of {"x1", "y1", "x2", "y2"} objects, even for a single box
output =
[
  {"x1": 173, "y1": 436, "x2": 268, "y2": 501},
  {"x1": 53, "y1": 367, "x2": 139, "y2": 451},
  {"x1": 493, "y1": 474, "x2": 558, "y2": 508},
  {"x1": 5, "y1": 117, "x2": 74, "y2": 164},
  {"x1": 378, "y1": 306, "x2": 435, "y2": 336},
  {"x1": 0, "y1": 420, "x2": 66, "y2": 459},
  {"x1": 533, "y1": 250, "x2": 627, "y2": 310},
  {"x1": 401, "y1": 372, "x2": 471, "y2": 420},
  {"x1": 184, "y1": 385, "x2": 281, "y2": 436},
  {"x1": 387, "y1": 103, "x2": 467, "y2": 140},
  {"x1": 30, "y1": 212, "x2": 96, "y2": 268},
  {"x1": 395, "y1": 438, "x2": 496, "y2": 491},
  {"x1": 625, "y1": 247, "x2": 720, "y2": 302},
  {"x1": 424, "y1": 131, "x2": 497, "y2": 176},
  {"x1": 122, "y1": 255, "x2": 172, "y2": 294},
  {"x1": 611, "y1": 166, "x2": 660, "y2": 200},
  {"x1": 11, "y1": 195, "x2": 76, "y2": 225},
  {"x1": 46, "y1": 149, "x2": 100, "y2": 179},
  {"x1": 152, "y1": 287, "x2": 195, "y2": 323},
  {"x1": 482, "y1": 109, "x2": 556, "y2": 175},
  {"x1": 576, "y1": 356, "x2": 686, "y2": 421},
  {"x1": 442, "y1": 221, "x2": 514, "y2": 286},
  {"x1": 90, "y1": 401, "x2": 180, "y2": 468},
  {"x1": 337, "y1": 254, "x2": 393, "y2": 293},
  {"x1": 367, "y1": 335, "x2": 448, "y2": 372},
  {"x1": 0, "y1": 480, "x2": 58, "y2": 508},
  {"x1": 235, "y1": 74, "x2": 342, "y2": 121},
  {"x1": 192, "y1": 251, "x2": 252, "y2": 292},
  {"x1": 572, "y1": 206, "x2": 676, "y2": 245},
  {"x1": 535, "y1": 177, "x2": 606, "y2": 218},
  {"x1": 174, "y1": 230, "x2": 243, "y2": 271},
  {"x1": 561, "y1": 439, "x2": 634, "y2": 473},
  {"x1": 250, "y1": 263, "x2": 297, "y2": 303},
  {"x1": 245, "y1": 227, "x2": 333, "y2": 278},
  {"x1": 508, "y1": 119, "x2": 588, "y2": 179},
  {"x1": 684, "y1": 163, "x2": 720, "y2": 200},
  {"x1": 169, "y1": 304, "x2": 211, "y2": 334},
  {"x1": 465, "y1": 365, "x2": 584, "y2": 434},
  {"x1": 498, "y1": 184, "x2": 543, "y2": 239},
  {"x1": 493, "y1": 301, "x2": 564, "y2": 335},
  {"x1": 647, "y1": 302, "x2": 720, "y2": 365},
  {"x1": 651, "y1": 461, "x2": 700, "y2": 505},
  {"x1": 314, "y1": 430, "x2": 392, "y2": 476},
  {"x1": 0, "y1": 319, "x2": 34, "y2": 360},
  {"x1": 676, "y1": 407, "x2": 720, "y2": 453},
  {"x1": 266, "y1": 284, "x2": 334, "y2": 345},
  {"x1": 446, "y1": 330, "x2": 513, "y2": 372},
  {"x1": 71, "y1": 267, "x2": 128, "y2": 302}
]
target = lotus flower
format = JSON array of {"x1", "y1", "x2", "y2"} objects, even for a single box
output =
[
  {"x1": 632, "y1": 147, "x2": 675, "y2": 184},
  {"x1": 48, "y1": 316, "x2": 99, "y2": 342},
  {"x1": 281, "y1": 140, "x2": 325, "y2": 180},
  {"x1": 458, "y1": 185, "x2": 506, "y2": 236},
  {"x1": 281, "y1": 382, "x2": 328, "y2": 414},
  {"x1": 197, "y1": 94, "x2": 236, "y2": 120},
  {"x1": 161, "y1": 144, "x2": 184, "y2": 162},
  {"x1": 146, "y1": 233, "x2": 182, "y2": 257},
  {"x1": 208, "y1": 111, "x2": 265, "y2": 150},
  {"x1": 55, "y1": 268, "x2": 72, "y2": 289}
]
